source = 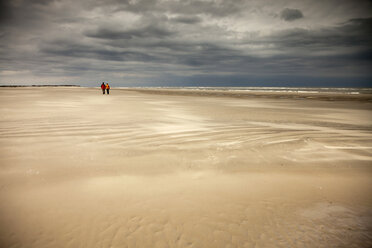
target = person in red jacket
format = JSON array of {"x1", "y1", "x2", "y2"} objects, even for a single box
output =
[{"x1": 100, "y1": 82, "x2": 105, "y2": 94}]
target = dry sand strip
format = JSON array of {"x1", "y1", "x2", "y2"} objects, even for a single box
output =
[{"x1": 0, "y1": 87, "x2": 372, "y2": 248}]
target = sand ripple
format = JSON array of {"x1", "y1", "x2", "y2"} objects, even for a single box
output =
[{"x1": 0, "y1": 88, "x2": 371, "y2": 247}]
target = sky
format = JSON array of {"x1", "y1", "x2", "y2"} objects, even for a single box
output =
[{"x1": 0, "y1": 0, "x2": 371, "y2": 87}]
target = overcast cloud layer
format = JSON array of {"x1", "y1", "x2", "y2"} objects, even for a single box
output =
[{"x1": 0, "y1": 0, "x2": 371, "y2": 86}]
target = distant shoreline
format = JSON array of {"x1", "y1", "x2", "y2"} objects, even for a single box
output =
[
  {"x1": 1, "y1": 85, "x2": 372, "y2": 101},
  {"x1": 0, "y1": 85, "x2": 80, "y2": 87},
  {"x1": 121, "y1": 87, "x2": 372, "y2": 102}
]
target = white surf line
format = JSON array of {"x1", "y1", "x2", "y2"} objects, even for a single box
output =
[{"x1": 324, "y1": 145, "x2": 372, "y2": 149}]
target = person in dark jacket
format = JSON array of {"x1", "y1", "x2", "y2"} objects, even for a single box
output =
[{"x1": 101, "y1": 82, "x2": 106, "y2": 94}]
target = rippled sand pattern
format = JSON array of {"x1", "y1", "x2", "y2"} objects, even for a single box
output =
[{"x1": 0, "y1": 87, "x2": 371, "y2": 247}]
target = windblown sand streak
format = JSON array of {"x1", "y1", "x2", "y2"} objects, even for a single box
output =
[{"x1": 0, "y1": 88, "x2": 371, "y2": 247}]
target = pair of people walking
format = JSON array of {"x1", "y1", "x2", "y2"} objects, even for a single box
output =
[{"x1": 101, "y1": 82, "x2": 110, "y2": 95}]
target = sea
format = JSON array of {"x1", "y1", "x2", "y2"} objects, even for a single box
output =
[{"x1": 123, "y1": 87, "x2": 372, "y2": 95}]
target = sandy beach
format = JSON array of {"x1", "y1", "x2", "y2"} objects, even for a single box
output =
[{"x1": 0, "y1": 87, "x2": 371, "y2": 247}]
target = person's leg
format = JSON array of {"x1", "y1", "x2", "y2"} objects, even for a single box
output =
[{"x1": 107, "y1": 89, "x2": 110, "y2": 95}]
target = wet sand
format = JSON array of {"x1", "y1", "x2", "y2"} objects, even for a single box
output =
[{"x1": 0, "y1": 87, "x2": 371, "y2": 247}]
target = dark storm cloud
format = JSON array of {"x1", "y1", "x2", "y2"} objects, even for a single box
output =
[
  {"x1": 0, "y1": 0, "x2": 79, "y2": 33},
  {"x1": 40, "y1": 39, "x2": 157, "y2": 62},
  {"x1": 1, "y1": 0, "x2": 372, "y2": 86},
  {"x1": 169, "y1": 15, "x2": 202, "y2": 24},
  {"x1": 0, "y1": 0, "x2": 12, "y2": 24},
  {"x1": 11, "y1": 15, "x2": 372, "y2": 84},
  {"x1": 162, "y1": 0, "x2": 244, "y2": 17},
  {"x1": 29, "y1": 0, "x2": 56, "y2": 5},
  {"x1": 81, "y1": 16, "x2": 372, "y2": 69},
  {"x1": 106, "y1": 0, "x2": 244, "y2": 17},
  {"x1": 280, "y1": 8, "x2": 304, "y2": 21},
  {"x1": 175, "y1": 44, "x2": 243, "y2": 67},
  {"x1": 262, "y1": 17, "x2": 372, "y2": 50},
  {"x1": 85, "y1": 25, "x2": 175, "y2": 40}
]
